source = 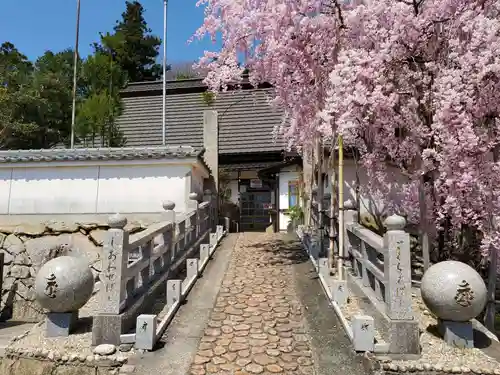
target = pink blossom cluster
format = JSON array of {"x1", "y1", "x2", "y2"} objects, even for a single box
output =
[{"x1": 193, "y1": 0, "x2": 500, "y2": 258}]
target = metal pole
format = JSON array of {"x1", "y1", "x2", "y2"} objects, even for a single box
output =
[
  {"x1": 316, "y1": 137, "x2": 324, "y2": 258},
  {"x1": 337, "y1": 134, "x2": 345, "y2": 280},
  {"x1": 70, "y1": 0, "x2": 81, "y2": 149},
  {"x1": 162, "y1": 0, "x2": 168, "y2": 146}
]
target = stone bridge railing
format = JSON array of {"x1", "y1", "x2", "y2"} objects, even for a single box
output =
[
  {"x1": 92, "y1": 192, "x2": 225, "y2": 347},
  {"x1": 297, "y1": 200, "x2": 420, "y2": 355},
  {"x1": 342, "y1": 201, "x2": 419, "y2": 354}
]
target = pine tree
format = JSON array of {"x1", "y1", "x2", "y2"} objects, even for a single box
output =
[{"x1": 95, "y1": 1, "x2": 162, "y2": 83}]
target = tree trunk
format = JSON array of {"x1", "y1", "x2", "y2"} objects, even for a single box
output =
[
  {"x1": 419, "y1": 176, "x2": 430, "y2": 271},
  {"x1": 485, "y1": 146, "x2": 499, "y2": 331}
]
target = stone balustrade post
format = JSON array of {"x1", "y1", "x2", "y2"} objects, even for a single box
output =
[
  {"x1": 187, "y1": 192, "x2": 199, "y2": 211},
  {"x1": 203, "y1": 189, "x2": 214, "y2": 231},
  {"x1": 343, "y1": 199, "x2": 358, "y2": 224},
  {"x1": 92, "y1": 213, "x2": 129, "y2": 346},
  {"x1": 343, "y1": 200, "x2": 358, "y2": 269},
  {"x1": 100, "y1": 213, "x2": 129, "y2": 315},
  {"x1": 383, "y1": 214, "x2": 413, "y2": 320},
  {"x1": 162, "y1": 201, "x2": 177, "y2": 261},
  {"x1": 188, "y1": 192, "x2": 200, "y2": 240},
  {"x1": 202, "y1": 190, "x2": 211, "y2": 232},
  {"x1": 162, "y1": 200, "x2": 176, "y2": 223}
]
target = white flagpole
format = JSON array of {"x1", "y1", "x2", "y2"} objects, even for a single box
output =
[
  {"x1": 162, "y1": 0, "x2": 168, "y2": 146},
  {"x1": 70, "y1": 0, "x2": 81, "y2": 149}
]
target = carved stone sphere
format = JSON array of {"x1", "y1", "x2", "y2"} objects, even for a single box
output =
[
  {"x1": 34, "y1": 256, "x2": 95, "y2": 313},
  {"x1": 420, "y1": 260, "x2": 487, "y2": 322}
]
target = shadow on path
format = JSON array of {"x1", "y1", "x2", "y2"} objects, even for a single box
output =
[{"x1": 282, "y1": 233, "x2": 368, "y2": 375}]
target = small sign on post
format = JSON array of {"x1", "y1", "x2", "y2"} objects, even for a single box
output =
[
  {"x1": 318, "y1": 257, "x2": 329, "y2": 279},
  {"x1": 216, "y1": 225, "x2": 223, "y2": 239},
  {"x1": 166, "y1": 279, "x2": 181, "y2": 308},
  {"x1": 210, "y1": 233, "x2": 217, "y2": 248},
  {"x1": 331, "y1": 280, "x2": 348, "y2": 306},
  {"x1": 135, "y1": 314, "x2": 157, "y2": 351},
  {"x1": 186, "y1": 258, "x2": 199, "y2": 281},
  {"x1": 200, "y1": 244, "x2": 210, "y2": 267},
  {"x1": 352, "y1": 315, "x2": 375, "y2": 352}
]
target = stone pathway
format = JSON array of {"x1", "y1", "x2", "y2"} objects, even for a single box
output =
[{"x1": 189, "y1": 233, "x2": 319, "y2": 375}]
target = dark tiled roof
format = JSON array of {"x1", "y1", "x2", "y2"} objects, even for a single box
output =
[
  {"x1": 220, "y1": 161, "x2": 285, "y2": 172},
  {"x1": 0, "y1": 146, "x2": 202, "y2": 163},
  {"x1": 122, "y1": 79, "x2": 206, "y2": 94},
  {"x1": 121, "y1": 77, "x2": 265, "y2": 95},
  {"x1": 116, "y1": 87, "x2": 286, "y2": 154}
]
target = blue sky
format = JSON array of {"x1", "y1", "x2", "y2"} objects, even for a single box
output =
[{"x1": 0, "y1": 0, "x2": 219, "y2": 63}]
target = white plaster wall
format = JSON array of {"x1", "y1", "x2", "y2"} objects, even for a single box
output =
[
  {"x1": 278, "y1": 166, "x2": 300, "y2": 231},
  {"x1": 1, "y1": 162, "x2": 194, "y2": 214},
  {"x1": 0, "y1": 169, "x2": 12, "y2": 214},
  {"x1": 325, "y1": 159, "x2": 408, "y2": 218},
  {"x1": 9, "y1": 166, "x2": 99, "y2": 214}
]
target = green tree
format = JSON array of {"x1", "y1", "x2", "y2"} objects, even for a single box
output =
[
  {"x1": 94, "y1": 1, "x2": 162, "y2": 83},
  {"x1": 76, "y1": 91, "x2": 124, "y2": 147},
  {"x1": 0, "y1": 42, "x2": 34, "y2": 148},
  {"x1": 175, "y1": 72, "x2": 196, "y2": 80},
  {"x1": 81, "y1": 52, "x2": 125, "y2": 97},
  {"x1": 77, "y1": 51, "x2": 126, "y2": 147},
  {"x1": 0, "y1": 45, "x2": 75, "y2": 149},
  {"x1": 0, "y1": 42, "x2": 32, "y2": 89},
  {"x1": 0, "y1": 0, "x2": 168, "y2": 150},
  {"x1": 31, "y1": 49, "x2": 76, "y2": 147},
  {"x1": 0, "y1": 47, "x2": 81, "y2": 149}
]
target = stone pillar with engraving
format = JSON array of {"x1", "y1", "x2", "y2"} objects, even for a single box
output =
[
  {"x1": 383, "y1": 215, "x2": 413, "y2": 320},
  {"x1": 382, "y1": 214, "x2": 420, "y2": 354},
  {"x1": 92, "y1": 213, "x2": 129, "y2": 345}
]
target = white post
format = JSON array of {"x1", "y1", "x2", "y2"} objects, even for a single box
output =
[
  {"x1": 200, "y1": 244, "x2": 210, "y2": 268},
  {"x1": 186, "y1": 258, "x2": 199, "y2": 281},
  {"x1": 352, "y1": 315, "x2": 375, "y2": 352},
  {"x1": 135, "y1": 314, "x2": 157, "y2": 351},
  {"x1": 166, "y1": 279, "x2": 181, "y2": 307}
]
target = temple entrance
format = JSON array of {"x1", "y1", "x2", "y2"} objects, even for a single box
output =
[{"x1": 239, "y1": 179, "x2": 274, "y2": 232}]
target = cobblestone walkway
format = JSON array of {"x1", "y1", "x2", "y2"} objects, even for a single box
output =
[{"x1": 189, "y1": 233, "x2": 316, "y2": 375}]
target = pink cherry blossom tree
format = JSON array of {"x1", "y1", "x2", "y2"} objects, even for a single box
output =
[{"x1": 194, "y1": 0, "x2": 500, "y2": 323}]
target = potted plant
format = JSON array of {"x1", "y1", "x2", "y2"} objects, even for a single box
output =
[{"x1": 286, "y1": 205, "x2": 304, "y2": 233}]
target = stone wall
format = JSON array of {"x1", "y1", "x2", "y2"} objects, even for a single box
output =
[
  {"x1": 0, "y1": 353, "x2": 125, "y2": 375},
  {"x1": 0, "y1": 218, "x2": 153, "y2": 322}
]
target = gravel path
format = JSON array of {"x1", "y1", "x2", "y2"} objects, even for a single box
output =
[{"x1": 188, "y1": 232, "x2": 366, "y2": 375}]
